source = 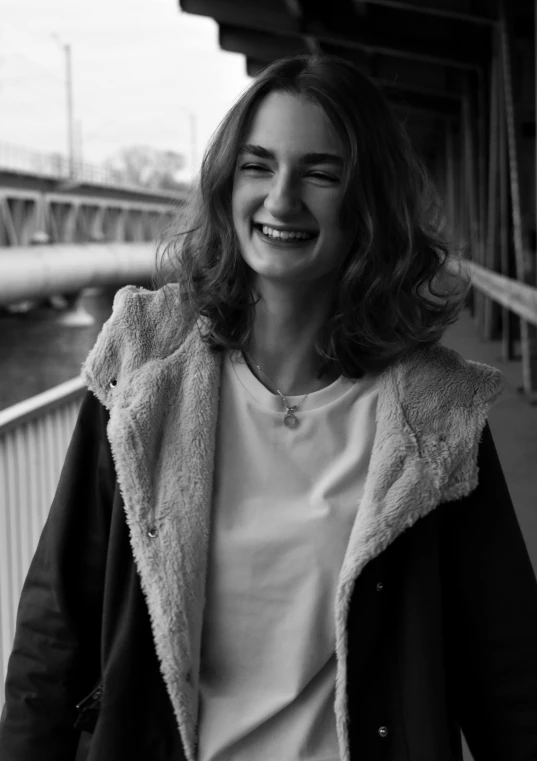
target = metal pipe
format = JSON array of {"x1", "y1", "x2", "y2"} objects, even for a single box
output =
[
  {"x1": 65, "y1": 43, "x2": 74, "y2": 178},
  {"x1": 0, "y1": 243, "x2": 155, "y2": 306}
]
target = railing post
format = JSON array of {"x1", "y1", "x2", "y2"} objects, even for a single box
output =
[
  {"x1": 496, "y1": 36, "x2": 514, "y2": 361},
  {"x1": 477, "y1": 67, "x2": 488, "y2": 337},
  {"x1": 463, "y1": 74, "x2": 480, "y2": 324},
  {"x1": 500, "y1": 0, "x2": 537, "y2": 400},
  {"x1": 485, "y1": 50, "x2": 500, "y2": 340},
  {"x1": 445, "y1": 122, "x2": 456, "y2": 241}
]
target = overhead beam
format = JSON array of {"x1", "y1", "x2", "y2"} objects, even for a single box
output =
[
  {"x1": 180, "y1": 0, "x2": 488, "y2": 70},
  {"x1": 245, "y1": 56, "x2": 459, "y2": 121},
  {"x1": 350, "y1": 0, "x2": 497, "y2": 26},
  {"x1": 378, "y1": 80, "x2": 461, "y2": 115},
  {"x1": 282, "y1": 0, "x2": 322, "y2": 53},
  {"x1": 318, "y1": 42, "x2": 468, "y2": 96},
  {"x1": 219, "y1": 25, "x2": 310, "y2": 63},
  {"x1": 222, "y1": 26, "x2": 461, "y2": 114}
]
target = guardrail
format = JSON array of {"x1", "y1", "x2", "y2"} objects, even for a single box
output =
[
  {"x1": 467, "y1": 260, "x2": 537, "y2": 327},
  {"x1": 0, "y1": 141, "x2": 189, "y2": 199},
  {"x1": 0, "y1": 377, "x2": 86, "y2": 706},
  {"x1": 466, "y1": 259, "x2": 537, "y2": 401}
]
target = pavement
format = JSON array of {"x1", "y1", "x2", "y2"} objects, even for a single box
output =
[{"x1": 442, "y1": 307, "x2": 537, "y2": 579}]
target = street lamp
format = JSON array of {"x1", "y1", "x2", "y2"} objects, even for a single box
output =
[{"x1": 52, "y1": 34, "x2": 74, "y2": 178}]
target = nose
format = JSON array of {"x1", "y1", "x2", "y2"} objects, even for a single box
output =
[{"x1": 263, "y1": 173, "x2": 303, "y2": 218}]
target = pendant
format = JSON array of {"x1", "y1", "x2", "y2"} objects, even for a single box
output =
[{"x1": 284, "y1": 412, "x2": 298, "y2": 428}]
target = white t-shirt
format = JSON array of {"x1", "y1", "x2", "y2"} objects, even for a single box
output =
[{"x1": 197, "y1": 350, "x2": 380, "y2": 761}]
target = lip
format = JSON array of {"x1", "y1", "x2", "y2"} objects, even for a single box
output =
[
  {"x1": 253, "y1": 221, "x2": 318, "y2": 234},
  {"x1": 252, "y1": 225, "x2": 315, "y2": 248}
]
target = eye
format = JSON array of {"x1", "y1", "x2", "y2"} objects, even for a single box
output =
[
  {"x1": 240, "y1": 163, "x2": 270, "y2": 173},
  {"x1": 308, "y1": 172, "x2": 339, "y2": 183}
]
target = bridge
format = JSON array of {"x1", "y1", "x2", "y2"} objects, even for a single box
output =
[
  {"x1": 0, "y1": 140, "x2": 187, "y2": 246},
  {"x1": 1, "y1": 3, "x2": 537, "y2": 759},
  {"x1": 0, "y1": 141, "x2": 187, "y2": 304}
]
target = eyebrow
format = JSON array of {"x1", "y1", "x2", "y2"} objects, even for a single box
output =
[{"x1": 239, "y1": 143, "x2": 344, "y2": 168}]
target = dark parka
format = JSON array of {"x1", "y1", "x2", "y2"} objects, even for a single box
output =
[{"x1": 1, "y1": 284, "x2": 537, "y2": 761}]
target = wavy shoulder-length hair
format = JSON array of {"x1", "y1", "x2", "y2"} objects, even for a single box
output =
[{"x1": 155, "y1": 53, "x2": 470, "y2": 380}]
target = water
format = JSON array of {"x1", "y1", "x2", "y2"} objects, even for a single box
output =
[{"x1": 0, "y1": 288, "x2": 118, "y2": 411}]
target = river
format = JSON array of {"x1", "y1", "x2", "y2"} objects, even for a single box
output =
[{"x1": 0, "y1": 288, "x2": 117, "y2": 412}]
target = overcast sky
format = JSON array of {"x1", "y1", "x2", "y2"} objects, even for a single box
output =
[{"x1": 0, "y1": 0, "x2": 252, "y2": 178}]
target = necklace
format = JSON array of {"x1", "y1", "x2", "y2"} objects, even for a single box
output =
[{"x1": 243, "y1": 351, "x2": 311, "y2": 428}]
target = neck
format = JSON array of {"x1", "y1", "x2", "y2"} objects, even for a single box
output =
[{"x1": 245, "y1": 280, "x2": 338, "y2": 396}]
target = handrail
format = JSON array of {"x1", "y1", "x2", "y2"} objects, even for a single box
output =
[
  {"x1": 0, "y1": 141, "x2": 189, "y2": 200},
  {"x1": 0, "y1": 377, "x2": 86, "y2": 435},
  {"x1": 466, "y1": 260, "x2": 537, "y2": 327},
  {"x1": 0, "y1": 377, "x2": 87, "y2": 704}
]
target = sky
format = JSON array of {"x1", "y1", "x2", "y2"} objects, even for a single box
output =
[{"x1": 0, "y1": 0, "x2": 252, "y2": 179}]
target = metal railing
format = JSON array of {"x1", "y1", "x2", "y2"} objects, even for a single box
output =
[
  {"x1": 0, "y1": 141, "x2": 189, "y2": 199},
  {"x1": 467, "y1": 261, "x2": 537, "y2": 326},
  {"x1": 0, "y1": 377, "x2": 86, "y2": 705}
]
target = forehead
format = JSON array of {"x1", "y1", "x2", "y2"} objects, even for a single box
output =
[{"x1": 243, "y1": 91, "x2": 341, "y2": 155}]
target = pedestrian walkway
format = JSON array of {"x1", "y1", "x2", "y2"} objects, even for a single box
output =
[{"x1": 442, "y1": 308, "x2": 537, "y2": 578}]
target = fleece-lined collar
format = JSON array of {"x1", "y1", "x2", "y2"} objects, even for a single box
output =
[{"x1": 82, "y1": 284, "x2": 505, "y2": 761}]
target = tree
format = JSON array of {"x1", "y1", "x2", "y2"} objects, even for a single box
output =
[{"x1": 104, "y1": 145, "x2": 187, "y2": 190}]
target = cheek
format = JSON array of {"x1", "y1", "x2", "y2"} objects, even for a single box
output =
[
  {"x1": 309, "y1": 187, "x2": 344, "y2": 222},
  {"x1": 317, "y1": 199, "x2": 352, "y2": 252},
  {"x1": 233, "y1": 184, "x2": 255, "y2": 223},
  {"x1": 231, "y1": 195, "x2": 253, "y2": 248},
  {"x1": 231, "y1": 182, "x2": 240, "y2": 216},
  {"x1": 231, "y1": 192, "x2": 246, "y2": 236}
]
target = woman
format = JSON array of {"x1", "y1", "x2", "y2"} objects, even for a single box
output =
[{"x1": 1, "y1": 54, "x2": 537, "y2": 761}]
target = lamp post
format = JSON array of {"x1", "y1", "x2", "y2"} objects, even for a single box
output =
[{"x1": 52, "y1": 35, "x2": 74, "y2": 178}]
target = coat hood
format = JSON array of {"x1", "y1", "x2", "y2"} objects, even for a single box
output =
[{"x1": 82, "y1": 284, "x2": 506, "y2": 761}]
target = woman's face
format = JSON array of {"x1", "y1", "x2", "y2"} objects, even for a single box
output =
[{"x1": 232, "y1": 91, "x2": 352, "y2": 288}]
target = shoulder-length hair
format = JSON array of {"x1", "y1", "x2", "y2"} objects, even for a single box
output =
[{"x1": 155, "y1": 53, "x2": 470, "y2": 380}]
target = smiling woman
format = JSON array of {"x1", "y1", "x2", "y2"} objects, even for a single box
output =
[
  {"x1": 156, "y1": 54, "x2": 470, "y2": 393},
  {"x1": 2, "y1": 54, "x2": 537, "y2": 761}
]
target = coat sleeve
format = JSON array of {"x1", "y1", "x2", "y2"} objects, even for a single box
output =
[
  {"x1": 439, "y1": 421, "x2": 537, "y2": 760},
  {"x1": 0, "y1": 390, "x2": 116, "y2": 761}
]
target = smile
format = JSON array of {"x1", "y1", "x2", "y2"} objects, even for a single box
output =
[{"x1": 253, "y1": 223, "x2": 318, "y2": 243}]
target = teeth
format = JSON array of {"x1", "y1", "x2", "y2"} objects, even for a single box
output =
[{"x1": 261, "y1": 225, "x2": 314, "y2": 240}]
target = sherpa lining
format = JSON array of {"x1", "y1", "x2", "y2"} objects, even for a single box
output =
[{"x1": 82, "y1": 284, "x2": 506, "y2": 761}]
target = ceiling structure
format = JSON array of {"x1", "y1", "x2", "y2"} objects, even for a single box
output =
[{"x1": 179, "y1": 0, "x2": 534, "y2": 166}]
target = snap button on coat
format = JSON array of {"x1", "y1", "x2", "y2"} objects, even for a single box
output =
[
  {"x1": 376, "y1": 581, "x2": 384, "y2": 591},
  {"x1": 378, "y1": 726, "x2": 388, "y2": 738}
]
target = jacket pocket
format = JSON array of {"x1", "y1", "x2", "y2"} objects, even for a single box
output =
[{"x1": 74, "y1": 683, "x2": 103, "y2": 733}]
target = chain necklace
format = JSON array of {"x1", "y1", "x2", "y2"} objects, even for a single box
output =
[{"x1": 243, "y1": 351, "x2": 311, "y2": 428}]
